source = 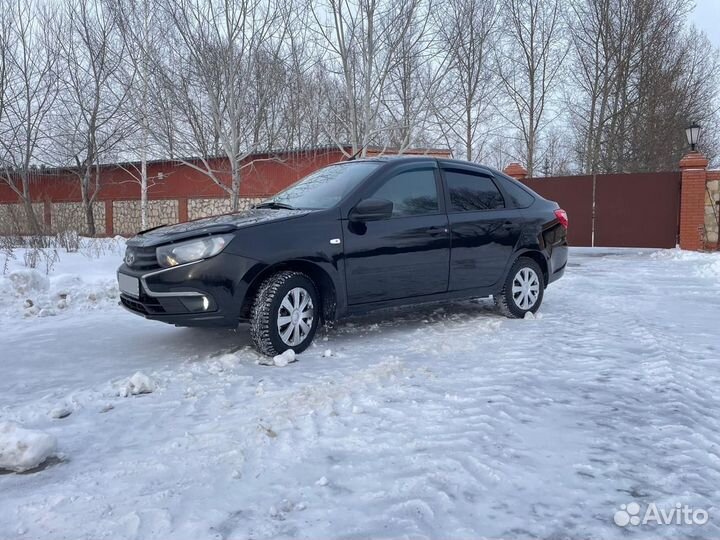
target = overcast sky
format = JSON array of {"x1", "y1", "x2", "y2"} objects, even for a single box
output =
[{"x1": 691, "y1": 0, "x2": 720, "y2": 48}]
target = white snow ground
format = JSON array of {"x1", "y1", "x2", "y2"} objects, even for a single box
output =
[{"x1": 1, "y1": 243, "x2": 720, "y2": 539}]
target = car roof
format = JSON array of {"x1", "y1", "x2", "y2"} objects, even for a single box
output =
[
  {"x1": 348, "y1": 155, "x2": 437, "y2": 163},
  {"x1": 346, "y1": 156, "x2": 500, "y2": 176}
]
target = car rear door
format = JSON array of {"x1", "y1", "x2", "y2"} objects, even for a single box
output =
[
  {"x1": 440, "y1": 165, "x2": 523, "y2": 290},
  {"x1": 343, "y1": 162, "x2": 450, "y2": 305}
]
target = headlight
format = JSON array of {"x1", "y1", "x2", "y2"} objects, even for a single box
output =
[{"x1": 156, "y1": 234, "x2": 233, "y2": 268}]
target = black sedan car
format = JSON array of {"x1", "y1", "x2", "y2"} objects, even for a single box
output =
[{"x1": 118, "y1": 157, "x2": 568, "y2": 356}]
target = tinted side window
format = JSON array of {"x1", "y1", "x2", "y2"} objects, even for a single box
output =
[
  {"x1": 444, "y1": 169, "x2": 505, "y2": 211},
  {"x1": 497, "y1": 175, "x2": 535, "y2": 208},
  {"x1": 370, "y1": 168, "x2": 439, "y2": 217}
]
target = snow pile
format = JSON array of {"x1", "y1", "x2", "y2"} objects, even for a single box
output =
[
  {"x1": 118, "y1": 372, "x2": 156, "y2": 397},
  {"x1": 0, "y1": 237, "x2": 125, "y2": 319},
  {"x1": 0, "y1": 269, "x2": 119, "y2": 319},
  {"x1": 696, "y1": 258, "x2": 720, "y2": 280},
  {"x1": 5, "y1": 269, "x2": 50, "y2": 296},
  {"x1": 315, "y1": 476, "x2": 329, "y2": 486},
  {"x1": 206, "y1": 352, "x2": 243, "y2": 374},
  {"x1": 258, "y1": 349, "x2": 297, "y2": 367},
  {"x1": 0, "y1": 422, "x2": 57, "y2": 473},
  {"x1": 273, "y1": 349, "x2": 296, "y2": 367},
  {"x1": 649, "y1": 248, "x2": 720, "y2": 281},
  {"x1": 650, "y1": 247, "x2": 701, "y2": 261},
  {"x1": 48, "y1": 406, "x2": 72, "y2": 419}
]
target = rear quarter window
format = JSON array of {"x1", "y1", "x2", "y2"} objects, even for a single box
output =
[{"x1": 497, "y1": 175, "x2": 536, "y2": 208}]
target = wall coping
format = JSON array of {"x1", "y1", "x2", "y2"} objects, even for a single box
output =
[
  {"x1": 679, "y1": 152, "x2": 709, "y2": 170},
  {"x1": 503, "y1": 163, "x2": 528, "y2": 180}
]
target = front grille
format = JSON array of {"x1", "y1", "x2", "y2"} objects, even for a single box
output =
[
  {"x1": 125, "y1": 246, "x2": 159, "y2": 270},
  {"x1": 121, "y1": 295, "x2": 166, "y2": 314}
]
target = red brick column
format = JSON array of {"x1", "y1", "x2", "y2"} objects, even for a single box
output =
[
  {"x1": 178, "y1": 198, "x2": 188, "y2": 223},
  {"x1": 43, "y1": 200, "x2": 52, "y2": 231},
  {"x1": 503, "y1": 163, "x2": 528, "y2": 180},
  {"x1": 679, "y1": 152, "x2": 709, "y2": 251},
  {"x1": 105, "y1": 200, "x2": 114, "y2": 237}
]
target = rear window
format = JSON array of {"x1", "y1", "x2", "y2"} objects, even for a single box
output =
[
  {"x1": 444, "y1": 169, "x2": 505, "y2": 211},
  {"x1": 496, "y1": 174, "x2": 535, "y2": 208}
]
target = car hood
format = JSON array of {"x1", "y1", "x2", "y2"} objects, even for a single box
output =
[{"x1": 127, "y1": 208, "x2": 312, "y2": 247}]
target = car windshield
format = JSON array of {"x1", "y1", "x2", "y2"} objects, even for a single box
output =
[{"x1": 260, "y1": 162, "x2": 381, "y2": 210}]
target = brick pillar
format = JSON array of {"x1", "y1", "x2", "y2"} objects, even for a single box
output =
[
  {"x1": 105, "y1": 200, "x2": 114, "y2": 237},
  {"x1": 679, "y1": 152, "x2": 709, "y2": 251},
  {"x1": 503, "y1": 163, "x2": 528, "y2": 180},
  {"x1": 43, "y1": 200, "x2": 52, "y2": 231},
  {"x1": 178, "y1": 198, "x2": 188, "y2": 223}
]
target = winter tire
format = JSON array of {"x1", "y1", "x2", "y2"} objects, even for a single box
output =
[
  {"x1": 494, "y1": 257, "x2": 545, "y2": 318},
  {"x1": 250, "y1": 271, "x2": 319, "y2": 356}
]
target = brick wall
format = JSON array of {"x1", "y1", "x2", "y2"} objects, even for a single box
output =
[
  {"x1": 0, "y1": 147, "x2": 451, "y2": 237},
  {"x1": 0, "y1": 149, "x2": 346, "y2": 235}
]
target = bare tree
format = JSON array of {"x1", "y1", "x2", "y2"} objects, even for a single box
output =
[
  {"x1": 434, "y1": 0, "x2": 498, "y2": 161},
  {"x1": 152, "y1": 0, "x2": 286, "y2": 211},
  {"x1": 278, "y1": 10, "x2": 332, "y2": 150},
  {"x1": 107, "y1": 0, "x2": 163, "y2": 229},
  {"x1": 566, "y1": 0, "x2": 718, "y2": 172},
  {"x1": 54, "y1": 0, "x2": 132, "y2": 235},
  {"x1": 497, "y1": 0, "x2": 567, "y2": 177},
  {"x1": 381, "y1": 1, "x2": 448, "y2": 152},
  {"x1": 0, "y1": 0, "x2": 60, "y2": 234},
  {"x1": 2, "y1": 0, "x2": 718, "y2": 217},
  {"x1": 566, "y1": 0, "x2": 617, "y2": 173},
  {"x1": 0, "y1": 1, "x2": 9, "y2": 129},
  {"x1": 311, "y1": 0, "x2": 426, "y2": 157},
  {"x1": 536, "y1": 126, "x2": 573, "y2": 175},
  {"x1": 625, "y1": 9, "x2": 714, "y2": 171}
]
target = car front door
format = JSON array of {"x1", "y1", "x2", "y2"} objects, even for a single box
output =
[
  {"x1": 343, "y1": 163, "x2": 450, "y2": 305},
  {"x1": 441, "y1": 166, "x2": 523, "y2": 290}
]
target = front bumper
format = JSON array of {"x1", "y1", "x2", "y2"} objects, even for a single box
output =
[{"x1": 117, "y1": 253, "x2": 258, "y2": 327}]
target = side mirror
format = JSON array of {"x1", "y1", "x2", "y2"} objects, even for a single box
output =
[{"x1": 349, "y1": 198, "x2": 394, "y2": 222}]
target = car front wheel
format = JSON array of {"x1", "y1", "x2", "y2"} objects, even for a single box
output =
[
  {"x1": 494, "y1": 257, "x2": 545, "y2": 318},
  {"x1": 250, "y1": 271, "x2": 320, "y2": 356}
]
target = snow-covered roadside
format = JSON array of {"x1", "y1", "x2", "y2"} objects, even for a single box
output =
[
  {"x1": 649, "y1": 247, "x2": 720, "y2": 281},
  {"x1": 1, "y1": 246, "x2": 720, "y2": 539},
  {"x1": 0, "y1": 237, "x2": 124, "y2": 319}
]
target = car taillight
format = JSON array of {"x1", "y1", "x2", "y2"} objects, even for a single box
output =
[{"x1": 554, "y1": 209, "x2": 568, "y2": 229}]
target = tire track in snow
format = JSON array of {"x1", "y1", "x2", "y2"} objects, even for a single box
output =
[{"x1": 231, "y1": 253, "x2": 720, "y2": 539}]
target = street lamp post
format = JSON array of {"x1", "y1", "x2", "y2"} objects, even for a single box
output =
[{"x1": 685, "y1": 123, "x2": 701, "y2": 152}]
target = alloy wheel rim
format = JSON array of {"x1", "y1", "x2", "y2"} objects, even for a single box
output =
[
  {"x1": 277, "y1": 287, "x2": 314, "y2": 346},
  {"x1": 511, "y1": 267, "x2": 540, "y2": 310}
]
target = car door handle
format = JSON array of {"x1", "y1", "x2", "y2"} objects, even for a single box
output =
[
  {"x1": 502, "y1": 221, "x2": 515, "y2": 229},
  {"x1": 427, "y1": 226, "x2": 448, "y2": 236}
]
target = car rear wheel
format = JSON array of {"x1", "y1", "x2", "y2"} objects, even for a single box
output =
[
  {"x1": 494, "y1": 257, "x2": 545, "y2": 318},
  {"x1": 250, "y1": 271, "x2": 319, "y2": 356}
]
